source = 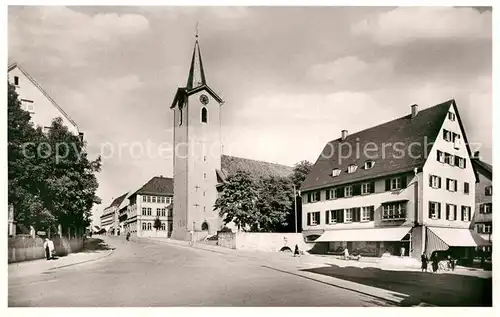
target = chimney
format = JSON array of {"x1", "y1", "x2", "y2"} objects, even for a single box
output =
[
  {"x1": 474, "y1": 151, "x2": 480, "y2": 159},
  {"x1": 341, "y1": 130, "x2": 348, "y2": 141},
  {"x1": 411, "y1": 104, "x2": 419, "y2": 118}
]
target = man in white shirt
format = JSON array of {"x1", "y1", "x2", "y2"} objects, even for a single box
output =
[{"x1": 43, "y1": 238, "x2": 55, "y2": 260}]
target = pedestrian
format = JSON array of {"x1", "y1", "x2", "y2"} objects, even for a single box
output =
[
  {"x1": 294, "y1": 244, "x2": 300, "y2": 257},
  {"x1": 421, "y1": 253, "x2": 428, "y2": 272},
  {"x1": 344, "y1": 247, "x2": 349, "y2": 260},
  {"x1": 126, "y1": 232, "x2": 131, "y2": 241},
  {"x1": 431, "y1": 255, "x2": 439, "y2": 273},
  {"x1": 400, "y1": 246, "x2": 405, "y2": 257},
  {"x1": 43, "y1": 237, "x2": 55, "y2": 260},
  {"x1": 189, "y1": 230, "x2": 194, "y2": 246}
]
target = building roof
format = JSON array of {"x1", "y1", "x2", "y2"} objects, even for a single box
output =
[
  {"x1": 218, "y1": 154, "x2": 293, "y2": 181},
  {"x1": 133, "y1": 176, "x2": 174, "y2": 196},
  {"x1": 302, "y1": 99, "x2": 475, "y2": 191},
  {"x1": 471, "y1": 158, "x2": 492, "y2": 179},
  {"x1": 101, "y1": 192, "x2": 128, "y2": 217},
  {"x1": 8, "y1": 61, "x2": 80, "y2": 132}
]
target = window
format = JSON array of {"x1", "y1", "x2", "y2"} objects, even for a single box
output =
[
  {"x1": 461, "y1": 206, "x2": 471, "y2": 222},
  {"x1": 204, "y1": 173, "x2": 207, "y2": 179},
  {"x1": 347, "y1": 164, "x2": 358, "y2": 174},
  {"x1": 484, "y1": 224, "x2": 492, "y2": 234},
  {"x1": 147, "y1": 222, "x2": 152, "y2": 230},
  {"x1": 429, "y1": 201, "x2": 441, "y2": 220},
  {"x1": 446, "y1": 178, "x2": 458, "y2": 192},
  {"x1": 161, "y1": 208, "x2": 166, "y2": 217},
  {"x1": 429, "y1": 175, "x2": 441, "y2": 189},
  {"x1": 364, "y1": 160, "x2": 375, "y2": 169},
  {"x1": 143, "y1": 195, "x2": 147, "y2": 202},
  {"x1": 201, "y1": 107, "x2": 208, "y2": 123},
  {"x1": 161, "y1": 222, "x2": 166, "y2": 231},
  {"x1": 146, "y1": 196, "x2": 151, "y2": 203},
  {"x1": 147, "y1": 208, "x2": 152, "y2": 216},
  {"x1": 437, "y1": 150, "x2": 445, "y2": 163},
  {"x1": 382, "y1": 202, "x2": 406, "y2": 220},
  {"x1": 481, "y1": 203, "x2": 492, "y2": 214},
  {"x1": 464, "y1": 182, "x2": 470, "y2": 194},
  {"x1": 142, "y1": 207, "x2": 147, "y2": 216},
  {"x1": 332, "y1": 169, "x2": 341, "y2": 177},
  {"x1": 361, "y1": 183, "x2": 372, "y2": 195},
  {"x1": 327, "y1": 210, "x2": 340, "y2": 224},
  {"x1": 308, "y1": 212, "x2": 320, "y2": 226},
  {"x1": 448, "y1": 112, "x2": 456, "y2": 121},
  {"x1": 142, "y1": 222, "x2": 147, "y2": 230},
  {"x1": 21, "y1": 99, "x2": 34, "y2": 113},
  {"x1": 361, "y1": 206, "x2": 373, "y2": 222},
  {"x1": 168, "y1": 197, "x2": 173, "y2": 204},
  {"x1": 168, "y1": 209, "x2": 173, "y2": 218},
  {"x1": 161, "y1": 197, "x2": 166, "y2": 204},
  {"x1": 446, "y1": 204, "x2": 457, "y2": 221},
  {"x1": 344, "y1": 186, "x2": 353, "y2": 197},
  {"x1": 391, "y1": 177, "x2": 402, "y2": 190},
  {"x1": 444, "y1": 153, "x2": 454, "y2": 165},
  {"x1": 14, "y1": 76, "x2": 19, "y2": 86},
  {"x1": 152, "y1": 196, "x2": 157, "y2": 203},
  {"x1": 345, "y1": 209, "x2": 353, "y2": 222},
  {"x1": 485, "y1": 186, "x2": 492, "y2": 196},
  {"x1": 455, "y1": 156, "x2": 466, "y2": 169},
  {"x1": 308, "y1": 191, "x2": 321, "y2": 203},
  {"x1": 156, "y1": 208, "x2": 161, "y2": 216},
  {"x1": 326, "y1": 188, "x2": 337, "y2": 200},
  {"x1": 453, "y1": 134, "x2": 461, "y2": 149},
  {"x1": 443, "y1": 130, "x2": 452, "y2": 142}
]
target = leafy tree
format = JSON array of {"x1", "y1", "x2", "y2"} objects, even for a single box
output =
[
  {"x1": 214, "y1": 171, "x2": 260, "y2": 231},
  {"x1": 153, "y1": 217, "x2": 162, "y2": 232},
  {"x1": 8, "y1": 82, "x2": 102, "y2": 232},
  {"x1": 291, "y1": 160, "x2": 313, "y2": 189},
  {"x1": 254, "y1": 175, "x2": 294, "y2": 232}
]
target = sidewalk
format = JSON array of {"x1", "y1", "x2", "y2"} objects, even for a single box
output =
[{"x1": 9, "y1": 239, "x2": 115, "y2": 279}]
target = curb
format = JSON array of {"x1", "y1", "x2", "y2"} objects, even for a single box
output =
[{"x1": 47, "y1": 248, "x2": 115, "y2": 271}]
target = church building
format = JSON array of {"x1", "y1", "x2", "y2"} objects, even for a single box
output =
[{"x1": 169, "y1": 36, "x2": 293, "y2": 241}]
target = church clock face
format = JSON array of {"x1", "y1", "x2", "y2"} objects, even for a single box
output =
[{"x1": 200, "y1": 94, "x2": 209, "y2": 105}]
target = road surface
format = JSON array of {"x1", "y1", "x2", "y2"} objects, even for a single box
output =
[{"x1": 9, "y1": 237, "x2": 393, "y2": 307}]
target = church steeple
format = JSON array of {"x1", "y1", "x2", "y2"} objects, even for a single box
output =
[{"x1": 186, "y1": 28, "x2": 206, "y2": 90}]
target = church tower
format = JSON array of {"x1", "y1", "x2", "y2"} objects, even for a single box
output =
[{"x1": 170, "y1": 33, "x2": 224, "y2": 241}]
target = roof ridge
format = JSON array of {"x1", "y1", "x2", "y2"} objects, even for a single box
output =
[{"x1": 222, "y1": 154, "x2": 293, "y2": 169}]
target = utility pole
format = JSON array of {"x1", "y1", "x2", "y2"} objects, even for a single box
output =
[{"x1": 293, "y1": 185, "x2": 298, "y2": 233}]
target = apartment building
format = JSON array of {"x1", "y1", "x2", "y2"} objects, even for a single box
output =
[
  {"x1": 124, "y1": 176, "x2": 174, "y2": 238},
  {"x1": 100, "y1": 193, "x2": 128, "y2": 235},
  {"x1": 471, "y1": 154, "x2": 492, "y2": 256},
  {"x1": 301, "y1": 100, "x2": 489, "y2": 260}
]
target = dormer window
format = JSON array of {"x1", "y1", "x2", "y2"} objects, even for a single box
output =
[
  {"x1": 448, "y1": 112, "x2": 456, "y2": 121},
  {"x1": 347, "y1": 164, "x2": 358, "y2": 174},
  {"x1": 332, "y1": 169, "x2": 341, "y2": 177},
  {"x1": 364, "y1": 160, "x2": 375, "y2": 169}
]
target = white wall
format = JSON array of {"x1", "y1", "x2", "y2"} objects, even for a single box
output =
[
  {"x1": 423, "y1": 103, "x2": 476, "y2": 228},
  {"x1": 8, "y1": 67, "x2": 79, "y2": 136}
]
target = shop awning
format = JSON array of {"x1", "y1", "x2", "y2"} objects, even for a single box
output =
[
  {"x1": 427, "y1": 227, "x2": 491, "y2": 247},
  {"x1": 315, "y1": 227, "x2": 412, "y2": 242}
]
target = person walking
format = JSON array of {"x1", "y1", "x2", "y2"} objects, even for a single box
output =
[
  {"x1": 43, "y1": 237, "x2": 55, "y2": 260},
  {"x1": 126, "y1": 232, "x2": 131, "y2": 241},
  {"x1": 344, "y1": 247, "x2": 349, "y2": 260},
  {"x1": 294, "y1": 244, "x2": 300, "y2": 257},
  {"x1": 400, "y1": 246, "x2": 405, "y2": 257},
  {"x1": 431, "y1": 254, "x2": 439, "y2": 273},
  {"x1": 421, "y1": 253, "x2": 428, "y2": 272}
]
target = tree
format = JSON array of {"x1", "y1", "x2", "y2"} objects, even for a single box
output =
[
  {"x1": 153, "y1": 216, "x2": 162, "y2": 234},
  {"x1": 254, "y1": 175, "x2": 294, "y2": 232},
  {"x1": 7, "y1": 82, "x2": 102, "y2": 232},
  {"x1": 214, "y1": 171, "x2": 260, "y2": 231},
  {"x1": 291, "y1": 160, "x2": 313, "y2": 189}
]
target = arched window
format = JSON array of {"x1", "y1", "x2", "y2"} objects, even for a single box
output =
[
  {"x1": 201, "y1": 107, "x2": 208, "y2": 123},
  {"x1": 201, "y1": 222, "x2": 209, "y2": 231},
  {"x1": 142, "y1": 222, "x2": 147, "y2": 231}
]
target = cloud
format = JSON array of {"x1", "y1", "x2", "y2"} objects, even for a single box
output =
[
  {"x1": 307, "y1": 56, "x2": 393, "y2": 87},
  {"x1": 352, "y1": 7, "x2": 492, "y2": 45}
]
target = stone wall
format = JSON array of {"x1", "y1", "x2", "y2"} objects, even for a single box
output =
[
  {"x1": 217, "y1": 232, "x2": 310, "y2": 253},
  {"x1": 8, "y1": 235, "x2": 84, "y2": 263}
]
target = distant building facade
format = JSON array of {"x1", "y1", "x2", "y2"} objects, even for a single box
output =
[
  {"x1": 471, "y1": 154, "x2": 492, "y2": 255},
  {"x1": 100, "y1": 193, "x2": 128, "y2": 236},
  {"x1": 124, "y1": 176, "x2": 174, "y2": 238},
  {"x1": 301, "y1": 100, "x2": 490, "y2": 260}
]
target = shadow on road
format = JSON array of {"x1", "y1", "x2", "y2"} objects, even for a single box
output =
[
  {"x1": 302, "y1": 264, "x2": 492, "y2": 307},
  {"x1": 83, "y1": 238, "x2": 113, "y2": 253}
]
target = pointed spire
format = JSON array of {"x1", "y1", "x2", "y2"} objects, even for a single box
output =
[{"x1": 186, "y1": 23, "x2": 206, "y2": 90}]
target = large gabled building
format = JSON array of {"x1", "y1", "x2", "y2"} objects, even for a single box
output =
[
  {"x1": 301, "y1": 100, "x2": 489, "y2": 260},
  {"x1": 100, "y1": 193, "x2": 128, "y2": 235}
]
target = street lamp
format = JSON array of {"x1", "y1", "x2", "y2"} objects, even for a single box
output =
[{"x1": 293, "y1": 185, "x2": 298, "y2": 233}]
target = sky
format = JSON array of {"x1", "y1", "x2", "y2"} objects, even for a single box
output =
[{"x1": 8, "y1": 6, "x2": 492, "y2": 224}]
